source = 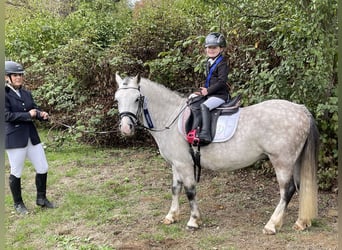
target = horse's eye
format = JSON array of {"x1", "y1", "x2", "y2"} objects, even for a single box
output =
[{"x1": 135, "y1": 98, "x2": 140, "y2": 103}]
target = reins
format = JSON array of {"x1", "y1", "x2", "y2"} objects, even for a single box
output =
[
  {"x1": 48, "y1": 116, "x2": 118, "y2": 134},
  {"x1": 117, "y1": 86, "x2": 188, "y2": 133},
  {"x1": 48, "y1": 87, "x2": 186, "y2": 135},
  {"x1": 137, "y1": 102, "x2": 188, "y2": 132}
]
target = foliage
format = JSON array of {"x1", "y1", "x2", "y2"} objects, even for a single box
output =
[
  {"x1": 5, "y1": 0, "x2": 338, "y2": 189},
  {"x1": 142, "y1": 0, "x2": 338, "y2": 190},
  {"x1": 5, "y1": 0, "x2": 129, "y2": 63},
  {"x1": 144, "y1": 35, "x2": 205, "y2": 93}
]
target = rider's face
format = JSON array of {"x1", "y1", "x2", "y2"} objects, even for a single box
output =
[
  {"x1": 206, "y1": 46, "x2": 223, "y2": 59},
  {"x1": 6, "y1": 74, "x2": 24, "y2": 88}
]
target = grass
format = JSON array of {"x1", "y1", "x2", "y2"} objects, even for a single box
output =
[
  {"x1": 4, "y1": 130, "x2": 338, "y2": 249},
  {"x1": 4, "y1": 129, "x2": 177, "y2": 249}
]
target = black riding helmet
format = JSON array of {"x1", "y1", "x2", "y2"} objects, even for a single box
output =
[
  {"x1": 205, "y1": 32, "x2": 227, "y2": 48},
  {"x1": 5, "y1": 61, "x2": 25, "y2": 76}
]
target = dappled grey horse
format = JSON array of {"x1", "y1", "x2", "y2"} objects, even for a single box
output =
[{"x1": 114, "y1": 73, "x2": 319, "y2": 235}]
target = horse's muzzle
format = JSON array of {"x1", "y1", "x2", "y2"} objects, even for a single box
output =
[
  {"x1": 119, "y1": 122, "x2": 135, "y2": 136},
  {"x1": 119, "y1": 113, "x2": 137, "y2": 136}
]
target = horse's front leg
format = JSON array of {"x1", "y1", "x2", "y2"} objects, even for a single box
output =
[
  {"x1": 184, "y1": 182, "x2": 201, "y2": 229},
  {"x1": 164, "y1": 168, "x2": 183, "y2": 224},
  {"x1": 163, "y1": 165, "x2": 201, "y2": 229}
]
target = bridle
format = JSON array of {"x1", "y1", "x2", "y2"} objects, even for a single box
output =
[
  {"x1": 116, "y1": 87, "x2": 144, "y2": 128},
  {"x1": 116, "y1": 86, "x2": 187, "y2": 132}
]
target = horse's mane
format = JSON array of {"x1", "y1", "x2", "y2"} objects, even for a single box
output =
[{"x1": 139, "y1": 77, "x2": 185, "y2": 103}]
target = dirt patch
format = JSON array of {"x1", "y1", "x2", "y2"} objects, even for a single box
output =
[
  {"x1": 69, "y1": 164, "x2": 337, "y2": 249},
  {"x1": 5, "y1": 149, "x2": 338, "y2": 249}
]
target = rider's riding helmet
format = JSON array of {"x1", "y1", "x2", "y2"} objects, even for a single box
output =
[
  {"x1": 5, "y1": 61, "x2": 25, "y2": 76},
  {"x1": 204, "y1": 32, "x2": 227, "y2": 48}
]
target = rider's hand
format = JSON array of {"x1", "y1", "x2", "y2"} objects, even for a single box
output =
[{"x1": 200, "y1": 87, "x2": 208, "y2": 96}]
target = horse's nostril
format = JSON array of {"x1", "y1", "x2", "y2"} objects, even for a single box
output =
[{"x1": 129, "y1": 124, "x2": 133, "y2": 129}]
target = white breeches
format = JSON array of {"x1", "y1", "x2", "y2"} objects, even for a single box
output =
[
  {"x1": 188, "y1": 94, "x2": 226, "y2": 111},
  {"x1": 6, "y1": 139, "x2": 48, "y2": 178},
  {"x1": 202, "y1": 97, "x2": 225, "y2": 111}
]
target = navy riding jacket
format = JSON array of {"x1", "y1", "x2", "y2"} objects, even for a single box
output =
[
  {"x1": 5, "y1": 86, "x2": 44, "y2": 149},
  {"x1": 205, "y1": 55, "x2": 230, "y2": 101}
]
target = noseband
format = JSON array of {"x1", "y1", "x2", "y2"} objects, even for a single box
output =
[{"x1": 119, "y1": 111, "x2": 139, "y2": 126}]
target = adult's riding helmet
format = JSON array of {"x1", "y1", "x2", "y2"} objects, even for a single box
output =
[
  {"x1": 5, "y1": 61, "x2": 25, "y2": 75},
  {"x1": 205, "y1": 32, "x2": 227, "y2": 48}
]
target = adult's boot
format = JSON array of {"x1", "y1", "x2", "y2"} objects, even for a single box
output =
[
  {"x1": 35, "y1": 173, "x2": 56, "y2": 208},
  {"x1": 9, "y1": 174, "x2": 28, "y2": 215},
  {"x1": 198, "y1": 104, "x2": 212, "y2": 144}
]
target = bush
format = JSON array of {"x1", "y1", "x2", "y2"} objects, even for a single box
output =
[{"x1": 5, "y1": 0, "x2": 337, "y2": 189}]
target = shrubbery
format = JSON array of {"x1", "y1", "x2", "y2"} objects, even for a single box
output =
[{"x1": 5, "y1": 0, "x2": 337, "y2": 190}]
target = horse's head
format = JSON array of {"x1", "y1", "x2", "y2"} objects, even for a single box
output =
[{"x1": 114, "y1": 73, "x2": 143, "y2": 136}]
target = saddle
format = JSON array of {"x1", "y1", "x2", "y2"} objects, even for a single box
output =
[{"x1": 185, "y1": 94, "x2": 241, "y2": 146}]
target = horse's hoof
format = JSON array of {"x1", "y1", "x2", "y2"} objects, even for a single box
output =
[
  {"x1": 293, "y1": 219, "x2": 310, "y2": 231},
  {"x1": 263, "y1": 227, "x2": 276, "y2": 235},
  {"x1": 186, "y1": 225, "x2": 199, "y2": 231},
  {"x1": 162, "y1": 218, "x2": 174, "y2": 225}
]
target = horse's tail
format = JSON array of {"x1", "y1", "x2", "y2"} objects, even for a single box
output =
[{"x1": 295, "y1": 114, "x2": 319, "y2": 229}]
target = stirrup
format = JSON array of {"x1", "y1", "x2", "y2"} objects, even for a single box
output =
[{"x1": 187, "y1": 129, "x2": 200, "y2": 146}]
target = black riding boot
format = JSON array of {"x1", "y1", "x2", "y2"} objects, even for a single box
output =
[
  {"x1": 9, "y1": 174, "x2": 28, "y2": 215},
  {"x1": 198, "y1": 104, "x2": 212, "y2": 144},
  {"x1": 36, "y1": 173, "x2": 56, "y2": 208}
]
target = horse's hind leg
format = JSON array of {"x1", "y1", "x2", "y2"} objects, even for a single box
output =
[
  {"x1": 263, "y1": 172, "x2": 296, "y2": 235},
  {"x1": 164, "y1": 167, "x2": 182, "y2": 224}
]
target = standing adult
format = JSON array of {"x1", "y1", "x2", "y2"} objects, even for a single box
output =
[{"x1": 5, "y1": 60, "x2": 56, "y2": 214}]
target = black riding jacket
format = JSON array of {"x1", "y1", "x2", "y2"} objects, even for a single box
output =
[{"x1": 205, "y1": 55, "x2": 230, "y2": 101}]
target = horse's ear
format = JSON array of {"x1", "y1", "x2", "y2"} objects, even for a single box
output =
[
  {"x1": 133, "y1": 73, "x2": 141, "y2": 84},
  {"x1": 115, "y1": 73, "x2": 123, "y2": 87}
]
